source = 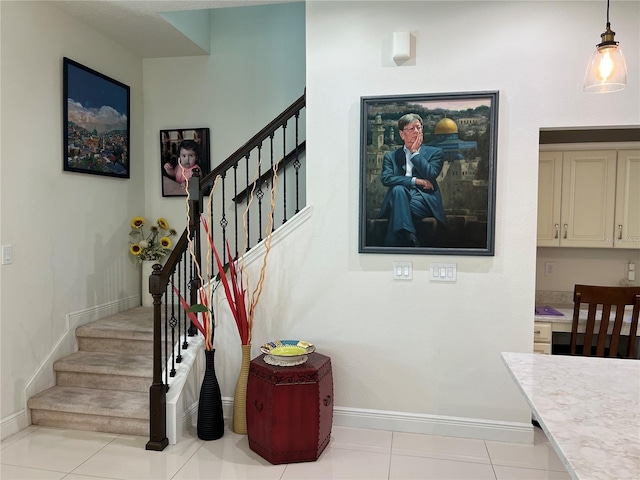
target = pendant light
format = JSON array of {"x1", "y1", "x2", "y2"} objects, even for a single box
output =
[{"x1": 583, "y1": 0, "x2": 627, "y2": 93}]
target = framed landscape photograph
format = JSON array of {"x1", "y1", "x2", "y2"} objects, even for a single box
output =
[
  {"x1": 63, "y1": 57, "x2": 130, "y2": 178},
  {"x1": 359, "y1": 91, "x2": 499, "y2": 256},
  {"x1": 160, "y1": 128, "x2": 211, "y2": 197}
]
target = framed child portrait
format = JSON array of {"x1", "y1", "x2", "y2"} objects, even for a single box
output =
[
  {"x1": 160, "y1": 128, "x2": 210, "y2": 197},
  {"x1": 359, "y1": 91, "x2": 499, "y2": 256}
]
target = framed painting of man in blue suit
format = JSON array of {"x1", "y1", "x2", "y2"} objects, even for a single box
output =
[{"x1": 359, "y1": 91, "x2": 498, "y2": 255}]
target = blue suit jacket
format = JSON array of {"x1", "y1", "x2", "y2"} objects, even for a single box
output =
[{"x1": 379, "y1": 145, "x2": 446, "y2": 225}]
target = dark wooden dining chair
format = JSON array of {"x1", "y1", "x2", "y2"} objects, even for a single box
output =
[{"x1": 570, "y1": 285, "x2": 640, "y2": 358}]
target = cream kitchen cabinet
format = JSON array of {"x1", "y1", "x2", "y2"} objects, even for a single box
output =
[
  {"x1": 533, "y1": 322, "x2": 552, "y2": 355},
  {"x1": 614, "y1": 150, "x2": 640, "y2": 249},
  {"x1": 537, "y1": 149, "x2": 639, "y2": 249}
]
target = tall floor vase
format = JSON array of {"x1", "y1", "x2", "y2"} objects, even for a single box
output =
[
  {"x1": 232, "y1": 344, "x2": 252, "y2": 434},
  {"x1": 197, "y1": 349, "x2": 224, "y2": 441}
]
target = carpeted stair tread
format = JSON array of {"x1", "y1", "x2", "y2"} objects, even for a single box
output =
[
  {"x1": 29, "y1": 410, "x2": 147, "y2": 437},
  {"x1": 54, "y1": 351, "x2": 153, "y2": 377},
  {"x1": 75, "y1": 306, "x2": 154, "y2": 341},
  {"x1": 28, "y1": 385, "x2": 148, "y2": 420},
  {"x1": 29, "y1": 307, "x2": 165, "y2": 435}
]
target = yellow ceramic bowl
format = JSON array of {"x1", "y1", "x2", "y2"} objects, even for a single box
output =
[{"x1": 269, "y1": 345, "x2": 308, "y2": 357}]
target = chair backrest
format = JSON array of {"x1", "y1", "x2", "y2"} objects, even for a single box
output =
[{"x1": 570, "y1": 285, "x2": 640, "y2": 358}]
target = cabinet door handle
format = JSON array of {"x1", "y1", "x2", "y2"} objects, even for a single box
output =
[
  {"x1": 554, "y1": 224, "x2": 559, "y2": 239},
  {"x1": 563, "y1": 224, "x2": 568, "y2": 239},
  {"x1": 253, "y1": 400, "x2": 263, "y2": 412},
  {"x1": 534, "y1": 329, "x2": 541, "y2": 334},
  {"x1": 323, "y1": 395, "x2": 332, "y2": 407},
  {"x1": 618, "y1": 225, "x2": 623, "y2": 240}
]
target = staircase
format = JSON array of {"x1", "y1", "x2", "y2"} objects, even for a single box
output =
[
  {"x1": 26, "y1": 93, "x2": 306, "y2": 448},
  {"x1": 27, "y1": 307, "x2": 156, "y2": 436}
]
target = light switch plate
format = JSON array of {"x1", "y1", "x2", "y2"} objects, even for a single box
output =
[
  {"x1": 429, "y1": 262, "x2": 456, "y2": 282},
  {"x1": 2, "y1": 245, "x2": 13, "y2": 265},
  {"x1": 393, "y1": 261, "x2": 412, "y2": 280}
]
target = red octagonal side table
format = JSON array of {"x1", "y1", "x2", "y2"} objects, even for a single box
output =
[{"x1": 246, "y1": 352, "x2": 333, "y2": 465}]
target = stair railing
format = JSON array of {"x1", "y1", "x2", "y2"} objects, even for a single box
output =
[{"x1": 145, "y1": 92, "x2": 306, "y2": 451}]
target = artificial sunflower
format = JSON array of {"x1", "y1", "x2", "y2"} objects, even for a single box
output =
[
  {"x1": 131, "y1": 217, "x2": 145, "y2": 229},
  {"x1": 128, "y1": 216, "x2": 176, "y2": 263}
]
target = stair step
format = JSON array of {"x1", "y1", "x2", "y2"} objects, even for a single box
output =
[
  {"x1": 75, "y1": 306, "x2": 153, "y2": 353},
  {"x1": 75, "y1": 306, "x2": 171, "y2": 355},
  {"x1": 29, "y1": 307, "x2": 163, "y2": 436},
  {"x1": 54, "y1": 351, "x2": 153, "y2": 392},
  {"x1": 28, "y1": 386, "x2": 148, "y2": 436}
]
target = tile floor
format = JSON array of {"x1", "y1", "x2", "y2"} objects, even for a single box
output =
[{"x1": 0, "y1": 423, "x2": 570, "y2": 480}]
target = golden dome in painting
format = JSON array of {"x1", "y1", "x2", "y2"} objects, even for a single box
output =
[{"x1": 435, "y1": 118, "x2": 458, "y2": 134}]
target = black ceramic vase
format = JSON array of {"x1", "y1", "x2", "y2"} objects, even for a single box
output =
[{"x1": 197, "y1": 349, "x2": 224, "y2": 440}]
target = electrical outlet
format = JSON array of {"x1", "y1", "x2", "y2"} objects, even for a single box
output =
[{"x1": 544, "y1": 262, "x2": 555, "y2": 277}]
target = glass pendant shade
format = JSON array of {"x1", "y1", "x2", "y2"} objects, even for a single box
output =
[{"x1": 583, "y1": 43, "x2": 628, "y2": 93}]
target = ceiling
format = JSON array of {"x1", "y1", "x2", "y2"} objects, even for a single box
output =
[{"x1": 50, "y1": 0, "x2": 297, "y2": 58}]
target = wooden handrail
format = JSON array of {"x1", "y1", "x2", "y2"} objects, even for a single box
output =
[{"x1": 199, "y1": 93, "x2": 305, "y2": 188}]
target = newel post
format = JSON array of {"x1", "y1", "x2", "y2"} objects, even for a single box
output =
[{"x1": 146, "y1": 264, "x2": 168, "y2": 451}]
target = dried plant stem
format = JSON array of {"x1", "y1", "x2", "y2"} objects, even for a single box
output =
[
  {"x1": 241, "y1": 160, "x2": 279, "y2": 344},
  {"x1": 184, "y1": 170, "x2": 220, "y2": 350}
]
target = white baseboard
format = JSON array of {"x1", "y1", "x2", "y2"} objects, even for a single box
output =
[
  {"x1": 0, "y1": 410, "x2": 29, "y2": 441},
  {"x1": 333, "y1": 406, "x2": 534, "y2": 444},
  {"x1": 7, "y1": 393, "x2": 532, "y2": 447},
  {"x1": 67, "y1": 296, "x2": 141, "y2": 331},
  {"x1": 178, "y1": 403, "x2": 533, "y2": 445}
]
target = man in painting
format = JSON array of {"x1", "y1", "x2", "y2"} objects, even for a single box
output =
[{"x1": 379, "y1": 113, "x2": 446, "y2": 247}]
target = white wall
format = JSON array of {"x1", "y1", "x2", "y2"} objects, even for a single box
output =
[
  {"x1": 536, "y1": 247, "x2": 640, "y2": 293},
  {"x1": 0, "y1": 1, "x2": 144, "y2": 423},
  {"x1": 297, "y1": 0, "x2": 639, "y2": 426}
]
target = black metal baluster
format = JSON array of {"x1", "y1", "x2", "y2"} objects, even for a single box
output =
[
  {"x1": 180, "y1": 255, "x2": 188, "y2": 348},
  {"x1": 175, "y1": 266, "x2": 182, "y2": 366},
  {"x1": 220, "y1": 173, "x2": 228, "y2": 265},
  {"x1": 294, "y1": 111, "x2": 301, "y2": 214},
  {"x1": 232, "y1": 161, "x2": 239, "y2": 258},
  {"x1": 269, "y1": 132, "x2": 275, "y2": 232},
  {"x1": 164, "y1": 278, "x2": 170, "y2": 387},
  {"x1": 169, "y1": 275, "x2": 180, "y2": 377},
  {"x1": 244, "y1": 153, "x2": 251, "y2": 249},
  {"x1": 208, "y1": 194, "x2": 214, "y2": 283},
  {"x1": 169, "y1": 276, "x2": 177, "y2": 377},
  {"x1": 257, "y1": 143, "x2": 264, "y2": 243},
  {"x1": 282, "y1": 121, "x2": 288, "y2": 224}
]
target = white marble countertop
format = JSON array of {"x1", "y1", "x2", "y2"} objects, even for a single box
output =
[{"x1": 502, "y1": 352, "x2": 640, "y2": 480}]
